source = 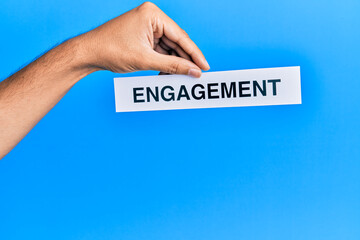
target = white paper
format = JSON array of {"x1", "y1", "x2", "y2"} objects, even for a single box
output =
[{"x1": 114, "y1": 66, "x2": 301, "y2": 112}]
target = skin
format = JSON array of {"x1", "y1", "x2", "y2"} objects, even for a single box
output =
[{"x1": 0, "y1": 2, "x2": 210, "y2": 159}]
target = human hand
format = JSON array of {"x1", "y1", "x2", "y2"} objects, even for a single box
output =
[
  {"x1": 0, "y1": 2, "x2": 210, "y2": 158},
  {"x1": 77, "y1": 2, "x2": 210, "y2": 77}
]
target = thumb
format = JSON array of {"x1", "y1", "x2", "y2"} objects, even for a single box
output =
[{"x1": 148, "y1": 52, "x2": 203, "y2": 78}]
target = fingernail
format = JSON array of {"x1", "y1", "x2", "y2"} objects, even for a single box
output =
[{"x1": 188, "y1": 68, "x2": 202, "y2": 78}]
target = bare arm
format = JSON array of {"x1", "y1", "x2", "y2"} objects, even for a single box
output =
[{"x1": 0, "y1": 2, "x2": 210, "y2": 159}]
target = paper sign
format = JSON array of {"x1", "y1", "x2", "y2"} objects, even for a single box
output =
[{"x1": 114, "y1": 66, "x2": 301, "y2": 112}]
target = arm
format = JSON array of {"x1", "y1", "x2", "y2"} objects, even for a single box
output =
[{"x1": 0, "y1": 2, "x2": 210, "y2": 159}]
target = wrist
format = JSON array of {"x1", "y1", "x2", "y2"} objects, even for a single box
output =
[{"x1": 61, "y1": 36, "x2": 100, "y2": 81}]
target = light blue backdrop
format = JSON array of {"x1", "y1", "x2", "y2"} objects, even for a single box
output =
[{"x1": 1, "y1": 0, "x2": 359, "y2": 239}]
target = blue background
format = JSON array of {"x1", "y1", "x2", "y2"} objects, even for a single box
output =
[{"x1": 1, "y1": 0, "x2": 360, "y2": 239}]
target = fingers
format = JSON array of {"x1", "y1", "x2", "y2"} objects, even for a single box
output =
[
  {"x1": 145, "y1": 3, "x2": 210, "y2": 70},
  {"x1": 149, "y1": 51, "x2": 202, "y2": 78},
  {"x1": 161, "y1": 36, "x2": 192, "y2": 61},
  {"x1": 160, "y1": 14, "x2": 210, "y2": 71},
  {"x1": 154, "y1": 44, "x2": 168, "y2": 55},
  {"x1": 158, "y1": 50, "x2": 176, "y2": 75},
  {"x1": 136, "y1": 2, "x2": 208, "y2": 77},
  {"x1": 158, "y1": 41, "x2": 170, "y2": 51},
  {"x1": 155, "y1": 37, "x2": 192, "y2": 62}
]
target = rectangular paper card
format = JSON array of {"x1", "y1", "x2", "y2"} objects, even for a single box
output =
[{"x1": 114, "y1": 66, "x2": 301, "y2": 112}]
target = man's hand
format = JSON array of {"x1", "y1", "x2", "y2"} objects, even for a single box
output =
[
  {"x1": 0, "y1": 2, "x2": 209, "y2": 159},
  {"x1": 78, "y1": 2, "x2": 210, "y2": 77}
]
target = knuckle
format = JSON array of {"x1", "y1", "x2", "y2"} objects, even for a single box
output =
[
  {"x1": 139, "y1": 1, "x2": 157, "y2": 10},
  {"x1": 187, "y1": 48, "x2": 194, "y2": 56},
  {"x1": 181, "y1": 29, "x2": 189, "y2": 38},
  {"x1": 168, "y1": 62, "x2": 180, "y2": 74},
  {"x1": 137, "y1": 2, "x2": 158, "y2": 20}
]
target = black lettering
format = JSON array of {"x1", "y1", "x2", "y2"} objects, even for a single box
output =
[
  {"x1": 191, "y1": 84, "x2": 205, "y2": 100},
  {"x1": 239, "y1": 81, "x2": 251, "y2": 97},
  {"x1": 133, "y1": 87, "x2": 145, "y2": 103},
  {"x1": 221, "y1": 82, "x2": 236, "y2": 98},
  {"x1": 177, "y1": 85, "x2": 190, "y2": 101},
  {"x1": 208, "y1": 83, "x2": 219, "y2": 99},
  {"x1": 267, "y1": 79, "x2": 281, "y2": 96},
  {"x1": 161, "y1": 86, "x2": 175, "y2": 101},
  {"x1": 146, "y1": 87, "x2": 159, "y2": 102},
  {"x1": 253, "y1": 80, "x2": 266, "y2": 97}
]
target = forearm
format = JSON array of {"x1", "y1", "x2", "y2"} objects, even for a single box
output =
[
  {"x1": 0, "y1": 37, "x2": 95, "y2": 158},
  {"x1": 0, "y1": 2, "x2": 209, "y2": 159}
]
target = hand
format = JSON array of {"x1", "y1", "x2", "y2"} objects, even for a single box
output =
[
  {"x1": 0, "y1": 2, "x2": 210, "y2": 158},
  {"x1": 77, "y1": 2, "x2": 210, "y2": 77}
]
